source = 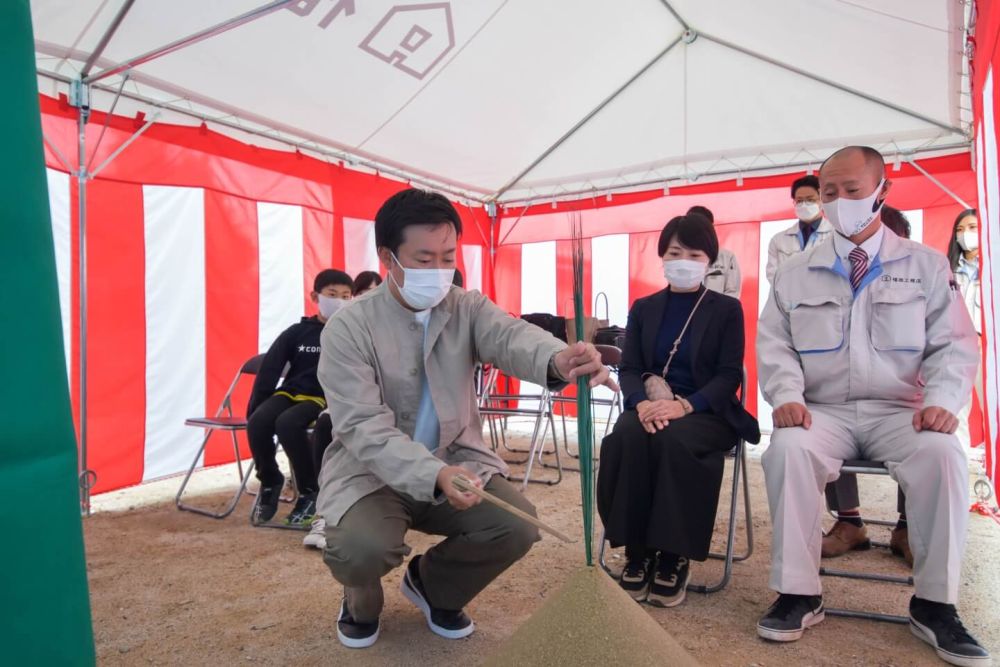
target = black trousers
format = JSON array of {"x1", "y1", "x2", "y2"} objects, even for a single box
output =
[
  {"x1": 597, "y1": 410, "x2": 737, "y2": 561},
  {"x1": 247, "y1": 394, "x2": 322, "y2": 493},
  {"x1": 311, "y1": 412, "x2": 333, "y2": 475},
  {"x1": 825, "y1": 475, "x2": 906, "y2": 515}
]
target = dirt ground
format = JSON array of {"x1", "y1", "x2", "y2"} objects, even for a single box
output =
[{"x1": 84, "y1": 430, "x2": 1000, "y2": 666}]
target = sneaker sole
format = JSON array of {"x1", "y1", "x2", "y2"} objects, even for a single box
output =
[
  {"x1": 910, "y1": 618, "x2": 993, "y2": 667},
  {"x1": 620, "y1": 580, "x2": 650, "y2": 603},
  {"x1": 401, "y1": 568, "x2": 475, "y2": 640},
  {"x1": 646, "y1": 570, "x2": 690, "y2": 608},
  {"x1": 756, "y1": 608, "x2": 825, "y2": 642},
  {"x1": 337, "y1": 606, "x2": 379, "y2": 649}
]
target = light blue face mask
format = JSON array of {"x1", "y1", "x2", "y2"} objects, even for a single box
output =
[{"x1": 390, "y1": 253, "x2": 455, "y2": 310}]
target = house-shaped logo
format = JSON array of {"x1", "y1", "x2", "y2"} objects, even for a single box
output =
[{"x1": 360, "y1": 3, "x2": 456, "y2": 80}]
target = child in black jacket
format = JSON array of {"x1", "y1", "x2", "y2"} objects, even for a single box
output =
[{"x1": 248, "y1": 269, "x2": 354, "y2": 526}]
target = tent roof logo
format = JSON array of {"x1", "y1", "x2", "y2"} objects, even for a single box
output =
[{"x1": 360, "y1": 3, "x2": 456, "y2": 80}]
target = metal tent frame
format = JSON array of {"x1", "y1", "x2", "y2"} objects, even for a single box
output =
[{"x1": 43, "y1": 0, "x2": 976, "y2": 513}]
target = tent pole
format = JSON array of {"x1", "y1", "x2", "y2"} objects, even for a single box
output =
[
  {"x1": 83, "y1": 0, "x2": 295, "y2": 85},
  {"x1": 487, "y1": 201, "x2": 497, "y2": 299},
  {"x1": 496, "y1": 142, "x2": 972, "y2": 207},
  {"x1": 700, "y1": 32, "x2": 967, "y2": 137},
  {"x1": 491, "y1": 32, "x2": 685, "y2": 200},
  {"x1": 38, "y1": 69, "x2": 489, "y2": 204},
  {"x1": 906, "y1": 156, "x2": 973, "y2": 209},
  {"x1": 80, "y1": 0, "x2": 136, "y2": 78},
  {"x1": 72, "y1": 80, "x2": 94, "y2": 516},
  {"x1": 657, "y1": 0, "x2": 690, "y2": 30},
  {"x1": 89, "y1": 112, "x2": 161, "y2": 178}
]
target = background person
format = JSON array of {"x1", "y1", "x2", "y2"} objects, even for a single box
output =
[{"x1": 246, "y1": 269, "x2": 354, "y2": 527}]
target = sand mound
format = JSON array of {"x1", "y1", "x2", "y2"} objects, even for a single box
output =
[{"x1": 484, "y1": 566, "x2": 700, "y2": 666}]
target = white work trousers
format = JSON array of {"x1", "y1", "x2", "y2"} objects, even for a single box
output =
[{"x1": 762, "y1": 400, "x2": 969, "y2": 604}]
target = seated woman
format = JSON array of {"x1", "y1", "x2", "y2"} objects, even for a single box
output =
[{"x1": 597, "y1": 213, "x2": 760, "y2": 607}]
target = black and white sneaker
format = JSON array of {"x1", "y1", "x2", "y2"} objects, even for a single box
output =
[
  {"x1": 619, "y1": 556, "x2": 653, "y2": 602},
  {"x1": 909, "y1": 596, "x2": 992, "y2": 666},
  {"x1": 646, "y1": 553, "x2": 690, "y2": 608},
  {"x1": 283, "y1": 492, "x2": 317, "y2": 529},
  {"x1": 250, "y1": 475, "x2": 284, "y2": 525},
  {"x1": 756, "y1": 594, "x2": 825, "y2": 642},
  {"x1": 336, "y1": 598, "x2": 380, "y2": 649},
  {"x1": 401, "y1": 555, "x2": 475, "y2": 640}
]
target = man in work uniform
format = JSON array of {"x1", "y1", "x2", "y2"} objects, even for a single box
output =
[
  {"x1": 755, "y1": 146, "x2": 990, "y2": 666},
  {"x1": 765, "y1": 174, "x2": 834, "y2": 284},
  {"x1": 687, "y1": 205, "x2": 742, "y2": 299}
]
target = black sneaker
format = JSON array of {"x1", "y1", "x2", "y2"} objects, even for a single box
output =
[
  {"x1": 619, "y1": 556, "x2": 653, "y2": 602},
  {"x1": 250, "y1": 475, "x2": 284, "y2": 525},
  {"x1": 401, "y1": 555, "x2": 475, "y2": 639},
  {"x1": 336, "y1": 598, "x2": 380, "y2": 649},
  {"x1": 909, "y1": 596, "x2": 992, "y2": 666},
  {"x1": 756, "y1": 594, "x2": 825, "y2": 642},
  {"x1": 283, "y1": 492, "x2": 317, "y2": 528},
  {"x1": 647, "y1": 553, "x2": 690, "y2": 608}
]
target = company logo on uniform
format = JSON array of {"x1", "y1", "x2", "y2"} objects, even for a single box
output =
[
  {"x1": 298, "y1": 345, "x2": 322, "y2": 353},
  {"x1": 881, "y1": 275, "x2": 923, "y2": 285},
  {"x1": 360, "y1": 3, "x2": 456, "y2": 80}
]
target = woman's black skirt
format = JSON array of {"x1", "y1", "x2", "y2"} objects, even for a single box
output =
[{"x1": 597, "y1": 409, "x2": 738, "y2": 561}]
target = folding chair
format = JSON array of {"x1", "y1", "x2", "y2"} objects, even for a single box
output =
[
  {"x1": 478, "y1": 367, "x2": 563, "y2": 489},
  {"x1": 821, "y1": 459, "x2": 912, "y2": 624},
  {"x1": 598, "y1": 369, "x2": 753, "y2": 595},
  {"x1": 175, "y1": 355, "x2": 297, "y2": 519}
]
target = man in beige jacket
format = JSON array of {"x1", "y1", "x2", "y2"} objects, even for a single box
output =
[{"x1": 317, "y1": 189, "x2": 616, "y2": 649}]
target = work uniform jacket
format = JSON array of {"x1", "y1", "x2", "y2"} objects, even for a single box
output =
[
  {"x1": 765, "y1": 218, "x2": 834, "y2": 284},
  {"x1": 758, "y1": 229, "x2": 978, "y2": 416},
  {"x1": 704, "y1": 247, "x2": 742, "y2": 299},
  {"x1": 316, "y1": 284, "x2": 567, "y2": 525}
]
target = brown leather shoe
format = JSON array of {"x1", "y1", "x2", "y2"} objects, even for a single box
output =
[
  {"x1": 821, "y1": 521, "x2": 871, "y2": 558},
  {"x1": 889, "y1": 525, "x2": 914, "y2": 567}
]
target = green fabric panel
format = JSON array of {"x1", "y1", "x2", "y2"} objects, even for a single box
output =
[{"x1": 0, "y1": 1, "x2": 96, "y2": 663}]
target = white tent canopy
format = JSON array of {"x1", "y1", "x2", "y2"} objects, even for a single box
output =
[{"x1": 33, "y1": 0, "x2": 973, "y2": 204}]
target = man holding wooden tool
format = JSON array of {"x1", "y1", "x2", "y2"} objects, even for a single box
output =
[{"x1": 316, "y1": 189, "x2": 617, "y2": 649}]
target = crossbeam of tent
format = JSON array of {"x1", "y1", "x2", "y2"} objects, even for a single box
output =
[
  {"x1": 489, "y1": 0, "x2": 969, "y2": 202},
  {"x1": 83, "y1": 1, "x2": 295, "y2": 85}
]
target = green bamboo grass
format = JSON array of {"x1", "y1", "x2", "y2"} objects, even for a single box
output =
[{"x1": 571, "y1": 213, "x2": 595, "y2": 566}]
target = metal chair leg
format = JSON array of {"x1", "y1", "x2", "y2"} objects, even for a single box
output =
[
  {"x1": 511, "y1": 404, "x2": 562, "y2": 488},
  {"x1": 690, "y1": 440, "x2": 746, "y2": 593},
  {"x1": 176, "y1": 429, "x2": 253, "y2": 519}
]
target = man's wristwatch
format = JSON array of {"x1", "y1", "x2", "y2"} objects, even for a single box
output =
[{"x1": 679, "y1": 397, "x2": 694, "y2": 415}]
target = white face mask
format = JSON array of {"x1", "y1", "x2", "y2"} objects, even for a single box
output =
[
  {"x1": 958, "y1": 229, "x2": 979, "y2": 253},
  {"x1": 794, "y1": 201, "x2": 822, "y2": 222},
  {"x1": 822, "y1": 178, "x2": 886, "y2": 238},
  {"x1": 318, "y1": 295, "x2": 349, "y2": 319},
  {"x1": 390, "y1": 253, "x2": 454, "y2": 311},
  {"x1": 662, "y1": 258, "x2": 707, "y2": 289}
]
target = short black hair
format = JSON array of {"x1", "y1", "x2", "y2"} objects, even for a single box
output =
[
  {"x1": 820, "y1": 146, "x2": 886, "y2": 179},
  {"x1": 452, "y1": 268, "x2": 464, "y2": 288},
  {"x1": 657, "y1": 214, "x2": 719, "y2": 264},
  {"x1": 374, "y1": 189, "x2": 463, "y2": 255},
  {"x1": 686, "y1": 205, "x2": 714, "y2": 224},
  {"x1": 353, "y1": 270, "x2": 382, "y2": 295},
  {"x1": 881, "y1": 206, "x2": 911, "y2": 239},
  {"x1": 314, "y1": 269, "x2": 353, "y2": 293},
  {"x1": 791, "y1": 175, "x2": 820, "y2": 199}
]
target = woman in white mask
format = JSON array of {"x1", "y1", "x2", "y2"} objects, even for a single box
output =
[
  {"x1": 949, "y1": 209, "x2": 984, "y2": 452},
  {"x1": 597, "y1": 213, "x2": 759, "y2": 608}
]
